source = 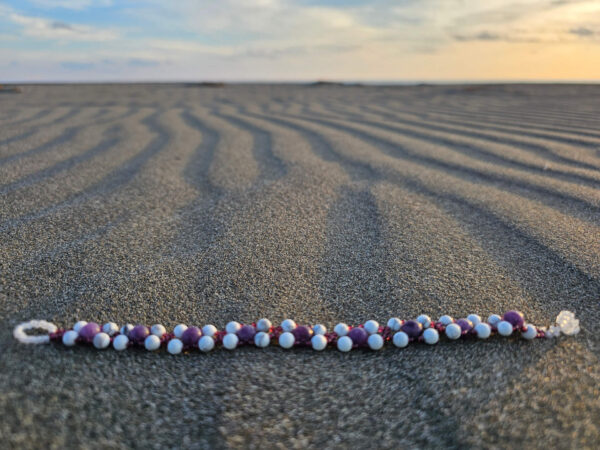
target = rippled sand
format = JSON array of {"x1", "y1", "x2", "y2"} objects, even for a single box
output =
[{"x1": 1, "y1": 84, "x2": 599, "y2": 448}]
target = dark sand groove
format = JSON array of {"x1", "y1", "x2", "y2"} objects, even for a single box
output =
[{"x1": 0, "y1": 126, "x2": 80, "y2": 165}]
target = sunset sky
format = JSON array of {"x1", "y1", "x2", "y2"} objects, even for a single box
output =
[{"x1": 1, "y1": 0, "x2": 599, "y2": 82}]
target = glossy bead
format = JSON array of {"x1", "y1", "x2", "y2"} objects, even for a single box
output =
[
  {"x1": 202, "y1": 324, "x2": 218, "y2": 337},
  {"x1": 467, "y1": 314, "x2": 481, "y2": 327},
  {"x1": 281, "y1": 319, "x2": 297, "y2": 332},
  {"x1": 112, "y1": 334, "x2": 129, "y2": 351},
  {"x1": 129, "y1": 325, "x2": 150, "y2": 343},
  {"x1": 401, "y1": 320, "x2": 423, "y2": 338},
  {"x1": 222, "y1": 333, "x2": 239, "y2": 350},
  {"x1": 368, "y1": 334, "x2": 384, "y2": 350},
  {"x1": 181, "y1": 327, "x2": 202, "y2": 347},
  {"x1": 120, "y1": 324, "x2": 134, "y2": 336},
  {"x1": 225, "y1": 321, "x2": 242, "y2": 334},
  {"x1": 73, "y1": 321, "x2": 88, "y2": 333},
  {"x1": 423, "y1": 328, "x2": 439, "y2": 345},
  {"x1": 93, "y1": 332, "x2": 110, "y2": 349},
  {"x1": 475, "y1": 323, "x2": 492, "y2": 339},
  {"x1": 387, "y1": 318, "x2": 402, "y2": 331},
  {"x1": 150, "y1": 324, "x2": 166, "y2": 337},
  {"x1": 416, "y1": 314, "x2": 432, "y2": 328},
  {"x1": 198, "y1": 335, "x2": 215, "y2": 352},
  {"x1": 445, "y1": 323, "x2": 462, "y2": 340},
  {"x1": 144, "y1": 334, "x2": 161, "y2": 351},
  {"x1": 173, "y1": 324, "x2": 188, "y2": 338},
  {"x1": 439, "y1": 315, "x2": 454, "y2": 326},
  {"x1": 237, "y1": 325, "x2": 256, "y2": 342},
  {"x1": 503, "y1": 311, "x2": 524, "y2": 328},
  {"x1": 167, "y1": 338, "x2": 183, "y2": 354},
  {"x1": 311, "y1": 334, "x2": 327, "y2": 351},
  {"x1": 337, "y1": 336, "x2": 353, "y2": 352},
  {"x1": 393, "y1": 331, "x2": 409, "y2": 348},
  {"x1": 292, "y1": 326, "x2": 313, "y2": 343},
  {"x1": 312, "y1": 324, "x2": 327, "y2": 335},
  {"x1": 497, "y1": 321, "x2": 513, "y2": 336},
  {"x1": 456, "y1": 319, "x2": 473, "y2": 333},
  {"x1": 254, "y1": 331, "x2": 270, "y2": 348},
  {"x1": 62, "y1": 330, "x2": 78, "y2": 346},
  {"x1": 256, "y1": 318, "x2": 272, "y2": 332},
  {"x1": 487, "y1": 314, "x2": 501, "y2": 326},
  {"x1": 278, "y1": 332, "x2": 295, "y2": 349},
  {"x1": 79, "y1": 322, "x2": 101, "y2": 342},
  {"x1": 334, "y1": 323, "x2": 349, "y2": 336},
  {"x1": 102, "y1": 322, "x2": 119, "y2": 336},
  {"x1": 363, "y1": 320, "x2": 379, "y2": 335},
  {"x1": 348, "y1": 327, "x2": 368, "y2": 346},
  {"x1": 522, "y1": 324, "x2": 537, "y2": 340}
]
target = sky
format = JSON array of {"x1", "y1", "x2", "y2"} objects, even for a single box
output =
[{"x1": 0, "y1": 0, "x2": 599, "y2": 82}]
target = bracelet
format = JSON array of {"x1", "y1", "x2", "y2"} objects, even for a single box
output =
[{"x1": 13, "y1": 310, "x2": 580, "y2": 353}]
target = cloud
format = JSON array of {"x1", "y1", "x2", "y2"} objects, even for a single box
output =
[
  {"x1": 569, "y1": 26, "x2": 595, "y2": 36},
  {"x1": 26, "y1": 0, "x2": 113, "y2": 10},
  {"x1": 60, "y1": 61, "x2": 94, "y2": 70},
  {"x1": 127, "y1": 58, "x2": 160, "y2": 67},
  {"x1": 8, "y1": 11, "x2": 118, "y2": 41},
  {"x1": 453, "y1": 31, "x2": 502, "y2": 41}
]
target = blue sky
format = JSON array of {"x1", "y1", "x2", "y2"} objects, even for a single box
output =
[{"x1": 1, "y1": 0, "x2": 599, "y2": 82}]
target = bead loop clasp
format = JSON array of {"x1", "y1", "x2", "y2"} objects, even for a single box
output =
[{"x1": 13, "y1": 320, "x2": 57, "y2": 344}]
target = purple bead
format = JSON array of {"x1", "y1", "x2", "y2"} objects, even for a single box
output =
[
  {"x1": 181, "y1": 327, "x2": 202, "y2": 347},
  {"x1": 503, "y1": 310, "x2": 524, "y2": 328},
  {"x1": 292, "y1": 326, "x2": 313, "y2": 343},
  {"x1": 456, "y1": 319, "x2": 473, "y2": 333},
  {"x1": 129, "y1": 325, "x2": 150, "y2": 343},
  {"x1": 348, "y1": 327, "x2": 368, "y2": 346},
  {"x1": 78, "y1": 322, "x2": 100, "y2": 342},
  {"x1": 237, "y1": 325, "x2": 256, "y2": 342},
  {"x1": 401, "y1": 320, "x2": 423, "y2": 338}
]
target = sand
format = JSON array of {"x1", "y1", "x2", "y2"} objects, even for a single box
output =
[{"x1": 0, "y1": 83, "x2": 599, "y2": 449}]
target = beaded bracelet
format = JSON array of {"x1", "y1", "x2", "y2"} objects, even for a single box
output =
[{"x1": 13, "y1": 310, "x2": 580, "y2": 353}]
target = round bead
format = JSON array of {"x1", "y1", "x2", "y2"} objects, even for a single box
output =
[
  {"x1": 393, "y1": 331, "x2": 409, "y2": 348},
  {"x1": 112, "y1": 334, "x2": 129, "y2": 351},
  {"x1": 456, "y1": 319, "x2": 473, "y2": 333},
  {"x1": 281, "y1": 319, "x2": 297, "y2": 332},
  {"x1": 474, "y1": 322, "x2": 492, "y2": 339},
  {"x1": 401, "y1": 320, "x2": 423, "y2": 338},
  {"x1": 73, "y1": 321, "x2": 88, "y2": 333},
  {"x1": 292, "y1": 326, "x2": 313, "y2": 343},
  {"x1": 312, "y1": 324, "x2": 327, "y2": 335},
  {"x1": 222, "y1": 333, "x2": 239, "y2": 350},
  {"x1": 102, "y1": 322, "x2": 119, "y2": 336},
  {"x1": 256, "y1": 318, "x2": 272, "y2": 332},
  {"x1": 129, "y1": 325, "x2": 150, "y2": 343},
  {"x1": 445, "y1": 323, "x2": 462, "y2": 340},
  {"x1": 93, "y1": 332, "x2": 110, "y2": 349},
  {"x1": 198, "y1": 335, "x2": 215, "y2": 352},
  {"x1": 334, "y1": 323, "x2": 349, "y2": 336},
  {"x1": 202, "y1": 324, "x2": 218, "y2": 337},
  {"x1": 167, "y1": 338, "x2": 183, "y2": 354},
  {"x1": 337, "y1": 336, "x2": 353, "y2": 352},
  {"x1": 278, "y1": 332, "x2": 295, "y2": 349},
  {"x1": 225, "y1": 321, "x2": 242, "y2": 334},
  {"x1": 368, "y1": 334, "x2": 384, "y2": 350},
  {"x1": 120, "y1": 324, "x2": 134, "y2": 336},
  {"x1": 173, "y1": 324, "x2": 188, "y2": 338},
  {"x1": 348, "y1": 327, "x2": 368, "y2": 346},
  {"x1": 487, "y1": 314, "x2": 501, "y2": 326},
  {"x1": 423, "y1": 328, "x2": 439, "y2": 345},
  {"x1": 254, "y1": 331, "x2": 270, "y2": 348},
  {"x1": 363, "y1": 320, "x2": 379, "y2": 335},
  {"x1": 416, "y1": 314, "x2": 432, "y2": 328},
  {"x1": 311, "y1": 334, "x2": 328, "y2": 351},
  {"x1": 79, "y1": 322, "x2": 101, "y2": 342},
  {"x1": 497, "y1": 320, "x2": 513, "y2": 336},
  {"x1": 387, "y1": 317, "x2": 402, "y2": 331},
  {"x1": 62, "y1": 330, "x2": 79, "y2": 346},
  {"x1": 181, "y1": 327, "x2": 202, "y2": 347},
  {"x1": 503, "y1": 311, "x2": 524, "y2": 328},
  {"x1": 522, "y1": 324, "x2": 537, "y2": 340},
  {"x1": 144, "y1": 334, "x2": 161, "y2": 351},
  {"x1": 439, "y1": 315, "x2": 454, "y2": 326},
  {"x1": 150, "y1": 324, "x2": 166, "y2": 337},
  {"x1": 467, "y1": 314, "x2": 481, "y2": 327},
  {"x1": 237, "y1": 325, "x2": 256, "y2": 342}
]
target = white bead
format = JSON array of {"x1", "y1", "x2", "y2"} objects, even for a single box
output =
[
  {"x1": 368, "y1": 334, "x2": 384, "y2": 350},
  {"x1": 445, "y1": 323, "x2": 462, "y2": 340},
  {"x1": 417, "y1": 315, "x2": 432, "y2": 328},
  {"x1": 167, "y1": 338, "x2": 183, "y2": 354},
  {"x1": 281, "y1": 319, "x2": 297, "y2": 332},
  {"x1": 144, "y1": 334, "x2": 161, "y2": 351},
  {"x1": 312, "y1": 324, "x2": 327, "y2": 335},
  {"x1": 62, "y1": 330, "x2": 79, "y2": 346},
  {"x1": 556, "y1": 310, "x2": 580, "y2": 335},
  {"x1": 311, "y1": 334, "x2": 328, "y2": 351},
  {"x1": 256, "y1": 318, "x2": 272, "y2": 332},
  {"x1": 202, "y1": 324, "x2": 218, "y2": 337},
  {"x1": 112, "y1": 334, "x2": 129, "y2": 351},
  {"x1": 521, "y1": 324, "x2": 537, "y2": 340},
  {"x1": 120, "y1": 324, "x2": 134, "y2": 336},
  {"x1": 150, "y1": 324, "x2": 166, "y2": 337},
  {"x1": 254, "y1": 331, "x2": 270, "y2": 348},
  {"x1": 497, "y1": 321, "x2": 513, "y2": 336},
  {"x1": 363, "y1": 320, "x2": 379, "y2": 335},
  {"x1": 92, "y1": 332, "x2": 110, "y2": 349},
  {"x1": 423, "y1": 328, "x2": 439, "y2": 345},
  {"x1": 173, "y1": 324, "x2": 188, "y2": 338},
  {"x1": 102, "y1": 322, "x2": 119, "y2": 336},
  {"x1": 225, "y1": 321, "x2": 242, "y2": 334},
  {"x1": 393, "y1": 331, "x2": 409, "y2": 348},
  {"x1": 198, "y1": 335, "x2": 215, "y2": 352},
  {"x1": 466, "y1": 314, "x2": 481, "y2": 327},
  {"x1": 487, "y1": 314, "x2": 501, "y2": 326},
  {"x1": 73, "y1": 321, "x2": 88, "y2": 333},
  {"x1": 474, "y1": 322, "x2": 491, "y2": 339},
  {"x1": 337, "y1": 336, "x2": 353, "y2": 352},
  {"x1": 222, "y1": 333, "x2": 239, "y2": 350},
  {"x1": 387, "y1": 318, "x2": 402, "y2": 331},
  {"x1": 439, "y1": 315, "x2": 454, "y2": 326},
  {"x1": 278, "y1": 332, "x2": 295, "y2": 349},
  {"x1": 334, "y1": 323, "x2": 349, "y2": 336}
]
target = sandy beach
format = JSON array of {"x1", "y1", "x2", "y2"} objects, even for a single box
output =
[{"x1": 1, "y1": 83, "x2": 599, "y2": 448}]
